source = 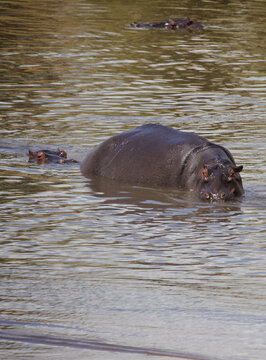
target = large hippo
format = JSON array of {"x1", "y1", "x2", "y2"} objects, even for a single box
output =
[
  {"x1": 131, "y1": 17, "x2": 203, "y2": 31},
  {"x1": 81, "y1": 124, "x2": 244, "y2": 201}
]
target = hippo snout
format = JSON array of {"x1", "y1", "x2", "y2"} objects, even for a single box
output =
[
  {"x1": 199, "y1": 164, "x2": 244, "y2": 201},
  {"x1": 202, "y1": 190, "x2": 231, "y2": 201}
]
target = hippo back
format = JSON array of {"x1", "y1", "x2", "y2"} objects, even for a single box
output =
[{"x1": 81, "y1": 124, "x2": 228, "y2": 187}]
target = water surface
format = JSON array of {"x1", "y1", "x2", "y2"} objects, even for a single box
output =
[{"x1": 0, "y1": 0, "x2": 266, "y2": 359}]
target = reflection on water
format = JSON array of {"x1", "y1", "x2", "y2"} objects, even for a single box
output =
[{"x1": 0, "y1": 0, "x2": 266, "y2": 359}]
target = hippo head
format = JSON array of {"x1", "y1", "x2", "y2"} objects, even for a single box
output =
[
  {"x1": 28, "y1": 148, "x2": 68, "y2": 164},
  {"x1": 167, "y1": 19, "x2": 179, "y2": 30},
  {"x1": 198, "y1": 164, "x2": 244, "y2": 201}
]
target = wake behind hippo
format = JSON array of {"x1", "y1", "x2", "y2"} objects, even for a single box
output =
[{"x1": 81, "y1": 124, "x2": 244, "y2": 201}]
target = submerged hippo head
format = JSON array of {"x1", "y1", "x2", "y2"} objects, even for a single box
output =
[
  {"x1": 28, "y1": 148, "x2": 77, "y2": 164},
  {"x1": 167, "y1": 17, "x2": 203, "y2": 31},
  {"x1": 167, "y1": 18, "x2": 192, "y2": 30},
  {"x1": 198, "y1": 164, "x2": 244, "y2": 201}
]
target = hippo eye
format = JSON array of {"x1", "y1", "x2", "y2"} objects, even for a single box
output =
[
  {"x1": 201, "y1": 167, "x2": 210, "y2": 182},
  {"x1": 37, "y1": 152, "x2": 45, "y2": 159},
  {"x1": 226, "y1": 173, "x2": 241, "y2": 183},
  {"x1": 59, "y1": 150, "x2": 67, "y2": 158}
]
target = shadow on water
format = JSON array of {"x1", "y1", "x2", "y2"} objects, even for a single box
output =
[{"x1": 0, "y1": 320, "x2": 227, "y2": 360}]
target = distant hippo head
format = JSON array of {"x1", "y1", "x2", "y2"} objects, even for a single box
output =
[
  {"x1": 198, "y1": 164, "x2": 244, "y2": 201},
  {"x1": 28, "y1": 148, "x2": 77, "y2": 164},
  {"x1": 28, "y1": 148, "x2": 67, "y2": 164}
]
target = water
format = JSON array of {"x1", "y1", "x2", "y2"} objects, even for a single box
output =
[{"x1": 0, "y1": 0, "x2": 265, "y2": 359}]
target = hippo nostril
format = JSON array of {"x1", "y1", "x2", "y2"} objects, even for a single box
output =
[
  {"x1": 220, "y1": 192, "x2": 226, "y2": 199},
  {"x1": 205, "y1": 192, "x2": 211, "y2": 200}
]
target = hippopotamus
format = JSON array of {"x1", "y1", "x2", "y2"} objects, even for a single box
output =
[
  {"x1": 28, "y1": 148, "x2": 77, "y2": 164},
  {"x1": 130, "y1": 17, "x2": 203, "y2": 31},
  {"x1": 81, "y1": 124, "x2": 244, "y2": 201}
]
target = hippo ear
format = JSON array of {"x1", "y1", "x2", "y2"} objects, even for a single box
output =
[
  {"x1": 228, "y1": 165, "x2": 243, "y2": 177},
  {"x1": 234, "y1": 165, "x2": 243, "y2": 173},
  {"x1": 61, "y1": 150, "x2": 67, "y2": 158},
  {"x1": 37, "y1": 151, "x2": 46, "y2": 160},
  {"x1": 28, "y1": 150, "x2": 35, "y2": 160},
  {"x1": 57, "y1": 148, "x2": 67, "y2": 158}
]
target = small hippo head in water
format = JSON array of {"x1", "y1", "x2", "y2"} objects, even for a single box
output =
[
  {"x1": 28, "y1": 148, "x2": 77, "y2": 164},
  {"x1": 198, "y1": 163, "x2": 244, "y2": 201},
  {"x1": 166, "y1": 17, "x2": 203, "y2": 31},
  {"x1": 130, "y1": 17, "x2": 203, "y2": 31}
]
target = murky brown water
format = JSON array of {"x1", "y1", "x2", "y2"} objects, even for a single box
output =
[{"x1": 0, "y1": 0, "x2": 266, "y2": 359}]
